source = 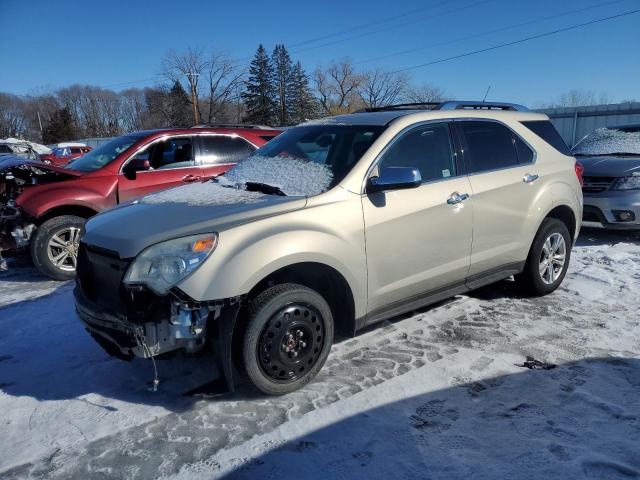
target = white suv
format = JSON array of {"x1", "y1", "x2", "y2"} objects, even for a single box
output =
[{"x1": 76, "y1": 101, "x2": 583, "y2": 395}]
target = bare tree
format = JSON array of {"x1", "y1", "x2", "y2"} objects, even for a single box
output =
[
  {"x1": 204, "y1": 51, "x2": 245, "y2": 123},
  {"x1": 403, "y1": 83, "x2": 446, "y2": 104},
  {"x1": 0, "y1": 93, "x2": 28, "y2": 138},
  {"x1": 545, "y1": 89, "x2": 611, "y2": 108},
  {"x1": 162, "y1": 48, "x2": 207, "y2": 124},
  {"x1": 120, "y1": 88, "x2": 147, "y2": 131},
  {"x1": 314, "y1": 59, "x2": 363, "y2": 115},
  {"x1": 358, "y1": 69, "x2": 410, "y2": 108}
]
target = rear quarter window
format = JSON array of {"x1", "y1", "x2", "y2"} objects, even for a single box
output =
[{"x1": 521, "y1": 120, "x2": 572, "y2": 156}]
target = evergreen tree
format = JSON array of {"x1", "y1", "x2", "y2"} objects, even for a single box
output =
[
  {"x1": 167, "y1": 80, "x2": 192, "y2": 126},
  {"x1": 241, "y1": 45, "x2": 276, "y2": 125},
  {"x1": 289, "y1": 61, "x2": 317, "y2": 124},
  {"x1": 271, "y1": 44, "x2": 294, "y2": 126},
  {"x1": 42, "y1": 106, "x2": 77, "y2": 144}
]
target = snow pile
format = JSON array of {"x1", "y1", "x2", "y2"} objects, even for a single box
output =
[
  {"x1": 573, "y1": 128, "x2": 640, "y2": 155},
  {"x1": 0, "y1": 137, "x2": 51, "y2": 154},
  {"x1": 140, "y1": 181, "x2": 267, "y2": 206},
  {"x1": 224, "y1": 155, "x2": 334, "y2": 196}
]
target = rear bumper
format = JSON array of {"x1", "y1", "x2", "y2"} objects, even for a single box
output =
[{"x1": 582, "y1": 191, "x2": 640, "y2": 230}]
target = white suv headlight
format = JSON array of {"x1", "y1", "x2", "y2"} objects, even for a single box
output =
[{"x1": 124, "y1": 233, "x2": 218, "y2": 295}]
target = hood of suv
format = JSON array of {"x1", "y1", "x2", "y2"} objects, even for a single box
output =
[
  {"x1": 576, "y1": 155, "x2": 640, "y2": 177},
  {"x1": 83, "y1": 182, "x2": 308, "y2": 258}
]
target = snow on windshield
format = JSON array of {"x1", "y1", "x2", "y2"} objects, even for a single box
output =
[
  {"x1": 139, "y1": 182, "x2": 267, "y2": 206},
  {"x1": 223, "y1": 155, "x2": 334, "y2": 197},
  {"x1": 573, "y1": 128, "x2": 640, "y2": 155}
]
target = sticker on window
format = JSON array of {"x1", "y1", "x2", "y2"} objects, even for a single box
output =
[{"x1": 442, "y1": 169, "x2": 451, "y2": 178}]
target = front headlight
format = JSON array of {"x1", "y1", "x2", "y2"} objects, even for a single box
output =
[
  {"x1": 124, "y1": 233, "x2": 218, "y2": 295},
  {"x1": 612, "y1": 175, "x2": 640, "y2": 190}
]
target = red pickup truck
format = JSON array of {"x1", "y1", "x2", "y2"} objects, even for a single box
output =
[{"x1": 0, "y1": 126, "x2": 281, "y2": 279}]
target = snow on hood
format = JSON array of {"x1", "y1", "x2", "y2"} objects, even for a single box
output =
[
  {"x1": 139, "y1": 181, "x2": 268, "y2": 206},
  {"x1": 223, "y1": 155, "x2": 334, "y2": 196},
  {"x1": 573, "y1": 128, "x2": 640, "y2": 156},
  {"x1": 1, "y1": 137, "x2": 52, "y2": 154}
]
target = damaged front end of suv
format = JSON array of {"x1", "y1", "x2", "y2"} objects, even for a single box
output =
[{"x1": 0, "y1": 158, "x2": 77, "y2": 251}]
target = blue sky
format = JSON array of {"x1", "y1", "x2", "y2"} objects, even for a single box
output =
[{"x1": 1, "y1": 0, "x2": 639, "y2": 105}]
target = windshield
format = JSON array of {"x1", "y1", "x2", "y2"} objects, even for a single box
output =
[
  {"x1": 573, "y1": 128, "x2": 640, "y2": 156},
  {"x1": 66, "y1": 134, "x2": 145, "y2": 171},
  {"x1": 222, "y1": 124, "x2": 384, "y2": 196}
]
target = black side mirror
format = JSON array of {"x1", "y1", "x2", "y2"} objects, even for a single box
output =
[
  {"x1": 123, "y1": 157, "x2": 150, "y2": 176},
  {"x1": 367, "y1": 166, "x2": 422, "y2": 193}
]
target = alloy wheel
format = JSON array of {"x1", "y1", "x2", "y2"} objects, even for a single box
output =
[
  {"x1": 538, "y1": 232, "x2": 566, "y2": 285},
  {"x1": 47, "y1": 226, "x2": 81, "y2": 272}
]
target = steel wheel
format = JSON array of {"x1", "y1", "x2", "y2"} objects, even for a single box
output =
[
  {"x1": 47, "y1": 226, "x2": 81, "y2": 272},
  {"x1": 257, "y1": 303, "x2": 326, "y2": 383},
  {"x1": 538, "y1": 232, "x2": 566, "y2": 285}
]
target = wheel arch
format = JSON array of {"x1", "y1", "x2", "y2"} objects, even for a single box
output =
[{"x1": 38, "y1": 204, "x2": 99, "y2": 224}]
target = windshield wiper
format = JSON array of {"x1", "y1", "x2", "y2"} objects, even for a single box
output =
[{"x1": 245, "y1": 182, "x2": 287, "y2": 196}]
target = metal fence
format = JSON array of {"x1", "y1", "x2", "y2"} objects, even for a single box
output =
[{"x1": 537, "y1": 102, "x2": 640, "y2": 148}]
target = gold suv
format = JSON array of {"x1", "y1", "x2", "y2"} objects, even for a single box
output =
[{"x1": 75, "y1": 101, "x2": 583, "y2": 395}]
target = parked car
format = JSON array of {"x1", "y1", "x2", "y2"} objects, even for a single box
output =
[
  {"x1": 40, "y1": 145, "x2": 93, "y2": 166},
  {"x1": 573, "y1": 125, "x2": 640, "y2": 230},
  {"x1": 0, "y1": 141, "x2": 41, "y2": 161},
  {"x1": 0, "y1": 125, "x2": 281, "y2": 279},
  {"x1": 75, "y1": 101, "x2": 582, "y2": 395}
]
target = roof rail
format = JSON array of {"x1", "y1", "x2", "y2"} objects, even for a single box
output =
[
  {"x1": 190, "y1": 123, "x2": 273, "y2": 130},
  {"x1": 355, "y1": 100, "x2": 530, "y2": 113},
  {"x1": 356, "y1": 102, "x2": 443, "y2": 113},
  {"x1": 437, "y1": 101, "x2": 530, "y2": 112}
]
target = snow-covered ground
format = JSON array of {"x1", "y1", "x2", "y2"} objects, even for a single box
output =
[{"x1": 0, "y1": 228, "x2": 638, "y2": 479}]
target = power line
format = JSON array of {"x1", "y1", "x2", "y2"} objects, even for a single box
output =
[
  {"x1": 388, "y1": 8, "x2": 640, "y2": 74},
  {"x1": 356, "y1": 0, "x2": 628, "y2": 65},
  {"x1": 287, "y1": 0, "x2": 459, "y2": 48},
  {"x1": 291, "y1": 0, "x2": 495, "y2": 55}
]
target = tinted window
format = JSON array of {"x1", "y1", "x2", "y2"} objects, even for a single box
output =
[
  {"x1": 260, "y1": 135, "x2": 279, "y2": 142},
  {"x1": 199, "y1": 136, "x2": 255, "y2": 165},
  {"x1": 380, "y1": 123, "x2": 456, "y2": 182},
  {"x1": 514, "y1": 136, "x2": 534, "y2": 164},
  {"x1": 131, "y1": 137, "x2": 194, "y2": 170},
  {"x1": 460, "y1": 121, "x2": 519, "y2": 173},
  {"x1": 521, "y1": 120, "x2": 571, "y2": 156},
  {"x1": 0, "y1": 145, "x2": 12, "y2": 153}
]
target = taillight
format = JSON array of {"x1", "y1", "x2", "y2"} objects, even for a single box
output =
[{"x1": 575, "y1": 161, "x2": 584, "y2": 187}]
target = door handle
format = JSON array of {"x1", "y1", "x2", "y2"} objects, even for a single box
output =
[
  {"x1": 182, "y1": 174, "x2": 201, "y2": 183},
  {"x1": 447, "y1": 192, "x2": 469, "y2": 205},
  {"x1": 523, "y1": 173, "x2": 539, "y2": 183}
]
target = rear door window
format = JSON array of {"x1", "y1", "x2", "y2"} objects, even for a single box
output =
[
  {"x1": 198, "y1": 136, "x2": 255, "y2": 165},
  {"x1": 459, "y1": 121, "x2": 526, "y2": 173}
]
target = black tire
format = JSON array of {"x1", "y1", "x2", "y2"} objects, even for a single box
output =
[
  {"x1": 30, "y1": 215, "x2": 85, "y2": 281},
  {"x1": 242, "y1": 283, "x2": 334, "y2": 395},
  {"x1": 516, "y1": 218, "x2": 571, "y2": 296}
]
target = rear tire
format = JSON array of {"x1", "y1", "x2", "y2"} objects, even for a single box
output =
[
  {"x1": 30, "y1": 215, "x2": 85, "y2": 281},
  {"x1": 515, "y1": 218, "x2": 571, "y2": 296},
  {"x1": 242, "y1": 283, "x2": 334, "y2": 395}
]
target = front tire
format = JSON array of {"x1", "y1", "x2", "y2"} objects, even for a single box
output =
[
  {"x1": 30, "y1": 215, "x2": 85, "y2": 280},
  {"x1": 516, "y1": 218, "x2": 571, "y2": 296},
  {"x1": 242, "y1": 283, "x2": 334, "y2": 395}
]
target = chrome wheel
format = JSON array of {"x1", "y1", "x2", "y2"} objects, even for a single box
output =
[
  {"x1": 538, "y1": 232, "x2": 566, "y2": 285},
  {"x1": 47, "y1": 227, "x2": 80, "y2": 272}
]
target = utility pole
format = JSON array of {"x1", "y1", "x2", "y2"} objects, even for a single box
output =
[{"x1": 186, "y1": 72, "x2": 200, "y2": 125}]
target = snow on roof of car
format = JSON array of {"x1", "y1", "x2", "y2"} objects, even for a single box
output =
[
  {"x1": 573, "y1": 128, "x2": 640, "y2": 155},
  {"x1": 0, "y1": 137, "x2": 51, "y2": 154}
]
